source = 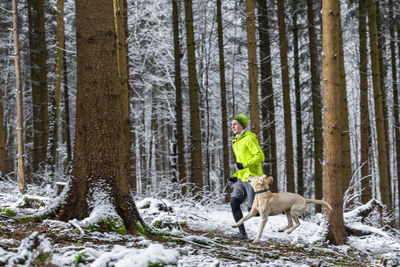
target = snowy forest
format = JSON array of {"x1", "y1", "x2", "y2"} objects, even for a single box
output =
[{"x1": 0, "y1": 0, "x2": 400, "y2": 266}]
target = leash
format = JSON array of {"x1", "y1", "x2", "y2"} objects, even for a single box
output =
[{"x1": 254, "y1": 188, "x2": 270, "y2": 194}]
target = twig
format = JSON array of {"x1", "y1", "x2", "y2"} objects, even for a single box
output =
[{"x1": 69, "y1": 219, "x2": 85, "y2": 236}]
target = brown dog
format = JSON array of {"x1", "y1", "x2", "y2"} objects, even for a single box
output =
[{"x1": 232, "y1": 175, "x2": 332, "y2": 243}]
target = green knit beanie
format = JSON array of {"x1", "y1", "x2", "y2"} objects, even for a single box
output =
[{"x1": 233, "y1": 114, "x2": 248, "y2": 129}]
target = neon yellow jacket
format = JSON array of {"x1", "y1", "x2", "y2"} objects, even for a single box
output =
[{"x1": 232, "y1": 130, "x2": 264, "y2": 182}]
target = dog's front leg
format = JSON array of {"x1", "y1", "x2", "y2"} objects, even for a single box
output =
[
  {"x1": 232, "y1": 208, "x2": 258, "y2": 228},
  {"x1": 253, "y1": 216, "x2": 268, "y2": 243}
]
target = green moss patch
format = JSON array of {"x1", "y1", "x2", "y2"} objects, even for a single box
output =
[
  {"x1": 1, "y1": 208, "x2": 17, "y2": 217},
  {"x1": 87, "y1": 218, "x2": 127, "y2": 235}
]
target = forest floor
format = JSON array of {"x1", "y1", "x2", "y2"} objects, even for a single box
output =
[{"x1": 1, "y1": 180, "x2": 400, "y2": 266}]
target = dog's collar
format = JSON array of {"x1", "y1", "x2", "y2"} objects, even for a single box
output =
[{"x1": 254, "y1": 188, "x2": 270, "y2": 194}]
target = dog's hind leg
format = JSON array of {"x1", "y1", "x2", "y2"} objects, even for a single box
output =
[
  {"x1": 278, "y1": 211, "x2": 293, "y2": 232},
  {"x1": 232, "y1": 208, "x2": 258, "y2": 228},
  {"x1": 253, "y1": 216, "x2": 268, "y2": 243},
  {"x1": 286, "y1": 215, "x2": 300, "y2": 234}
]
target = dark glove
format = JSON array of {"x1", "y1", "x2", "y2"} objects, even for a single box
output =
[
  {"x1": 235, "y1": 162, "x2": 244, "y2": 170},
  {"x1": 227, "y1": 177, "x2": 237, "y2": 187}
]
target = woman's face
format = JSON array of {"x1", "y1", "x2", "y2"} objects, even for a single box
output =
[{"x1": 231, "y1": 119, "x2": 243, "y2": 135}]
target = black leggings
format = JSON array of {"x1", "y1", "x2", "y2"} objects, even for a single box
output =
[{"x1": 230, "y1": 197, "x2": 246, "y2": 234}]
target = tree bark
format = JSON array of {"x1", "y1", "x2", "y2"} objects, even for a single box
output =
[
  {"x1": 257, "y1": 0, "x2": 277, "y2": 192},
  {"x1": 389, "y1": 0, "x2": 399, "y2": 224},
  {"x1": 322, "y1": 0, "x2": 347, "y2": 245},
  {"x1": 113, "y1": 0, "x2": 132, "y2": 191},
  {"x1": 375, "y1": 0, "x2": 392, "y2": 210},
  {"x1": 0, "y1": 55, "x2": 8, "y2": 176},
  {"x1": 12, "y1": 0, "x2": 26, "y2": 193},
  {"x1": 245, "y1": 0, "x2": 260, "y2": 137},
  {"x1": 277, "y1": 0, "x2": 295, "y2": 192},
  {"x1": 338, "y1": 7, "x2": 352, "y2": 199},
  {"x1": 359, "y1": 0, "x2": 371, "y2": 204},
  {"x1": 62, "y1": 45, "x2": 72, "y2": 168},
  {"x1": 48, "y1": 0, "x2": 65, "y2": 176},
  {"x1": 172, "y1": 0, "x2": 186, "y2": 195},
  {"x1": 292, "y1": 0, "x2": 303, "y2": 195},
  {"x1": 27, "y1": 0, "x2": 48, "y2": 173},
  {"x1": 306, "y1": 0, "x2": 323, "y2": 210},
  {"x1": 59, "y1": 0, "x2": 143, "y2": 233},
  {"x1": 183, "y1": 0, "x2": 204, "y2": 197},
  {"x1": 216, "y1": 0, "x2": 230, "y2": 202},
  {"x1": 367, "y1": 0, "x2": 391, "y2": 211}
]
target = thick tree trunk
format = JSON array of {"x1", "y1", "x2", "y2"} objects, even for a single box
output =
[
  {"x1": 59, "y1": 0, "x2": 143, "y2": 233},
  {"x1": 257, "y1": 0, "x2": 277, "y2": 192},
  {"x1": 27, "y1": 0, "x2": 48, "y2": 173},
  {"x1": 12, "y1": 0, "x2": 26, "y2": 193},
  {"x1": 183, "y1": 0, "x2": 204, "y2": 197},
  {"x1": 216, "y1": 0, "x2": 230, "y2": 202},
  {"x1": 367, "y1": 0, "x2": 391, "y2": 211},
  {"x1": 322, "y1": 0, "x2": 347, "y2": 245},
  {"x1": 306, "y1": 0, "x2": 323, "y2": 211},
  {"x1": 245, "y1": 0, "x2": 260, "y2": 137},
  {"x1": 359, "y1": 0, "x2": 371, "y2": 204},
  {"x1": 292, "y1": 0, "x2": 303, "y2": 195},
  {"x1": 277, "y1": 0, "x2": 295, "y2": 192},
  {"x1": 114, "y1": 0, "x2": 132, "y2": 191}
]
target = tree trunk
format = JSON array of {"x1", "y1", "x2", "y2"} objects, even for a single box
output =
[
  {"x1": 257, "y1": 0, "x2": 277, "y2": 192},
  {"x1": 389, "y1": 0, "x2": 399, "y2": 224},
  {"x1": 338, "y1": 8, "x2": 352, "y2": 199},
  {"x1": 375, "y1": 0, "x2": 392, "y2": 211},
  {"x1": 367, "y1": 0, "x2": 391, "y2": 211},
  {"x1": 245, "y1": 0, "x2": 260, "y2": 137},
  {"x1": 359, "y1": 0, "x2": 371, "y2": 204},
  {"x1": 277, "y1": 0, "x2": 295, "y2": 192},
  {"x1": 322, "y1": 0, "x2": 347, "y2": 245},
  {"x1": 216, "y1": 0, "x2": 230, "y2": 202},
  {"x1": 12, "y1": 0, "x2": 26, "y2": 193},
  {"x1": 183, "y1": 0, "x2": 204, "y2": 197},
  {"x1": 292, "y1": 0, "x2": 303, "y2": 195},
  {"x1": 59, "y1": 0, "x2": 143, "y2": 233},
  {"x1": 62, "y1": 46, "x2": 72, "y2": 168},
  {"x1": 0, "y1": 54, "x2": 8, "y2": 176},
  {"x1": 172, "y1": 0, "x2": 186, "y2": 195},
  {"x1": 306, "y1": 0, "x2": 323, "y2": 210},
  {"x1": 397, "y1": 5, "x2": 400, "y2": 228},
  {"x1": 48, "y1": 0, "x2": 65, "y2": 176},
  {"x1": 113, "y1": 0, "x2": 132, "y2": 191},
  {"x1": 27, "y1": 0, "x2": 48, "y2": 173}
]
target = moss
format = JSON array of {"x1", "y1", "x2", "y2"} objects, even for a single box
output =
[
  {"x1": 19, "y1": 197, "x2": 46, "y2": 209},
  {"x1": 136, "y1": 221, "x2": 146, "y2": 235},
  {"x1": 1, "y1": 208, "x2": 17, "y2": 217},
  {"x1": 17, "y1": 203, "x2": 65, "y2": 222},
  {"x1": 87, "y1": 218, "x2": 127, "y2": 235},
  {"x1": 153, "y1": 220, "x2": 162, "y2": 229},
  {"x1": 72, "y1": 252, "x2": 88, "y2": 264}
]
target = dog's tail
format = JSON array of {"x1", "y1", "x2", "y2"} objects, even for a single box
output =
[{"x1": 306, "y1": 199, "x2": 333, "y2": 210}]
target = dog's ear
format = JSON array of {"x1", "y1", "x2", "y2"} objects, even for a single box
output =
[
  {"x1": 258, "y1": 176, "x2": 264, "y2": 184},
  {"x1": 266, "y1": 176, "x2": 274, "y2": 185}
]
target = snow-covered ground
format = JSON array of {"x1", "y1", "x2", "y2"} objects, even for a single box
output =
[{"x1": 1, "y1": 180, "x2": 399, "y2": 266}]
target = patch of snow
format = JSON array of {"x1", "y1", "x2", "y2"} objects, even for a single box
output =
[{"x1": 90, "y1": 244, "x2": 179, "y2": 267}]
